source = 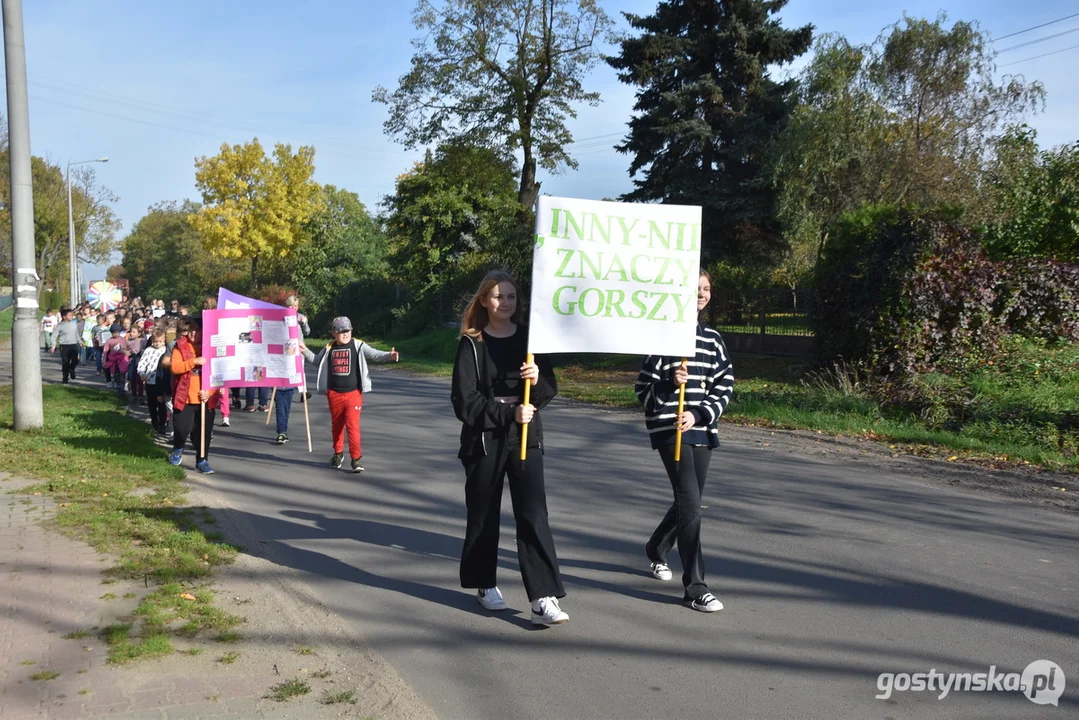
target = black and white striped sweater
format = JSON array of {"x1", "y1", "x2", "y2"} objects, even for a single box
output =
[{"x1": 634, "y1": 325, "x2": 735, "y2": 450}]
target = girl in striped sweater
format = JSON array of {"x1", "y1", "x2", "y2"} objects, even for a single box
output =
[{"x1": 634, "y1": 270, "x2": 734, "y2": 613}]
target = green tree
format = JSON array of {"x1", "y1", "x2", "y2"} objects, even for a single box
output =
[
  {"x1": 384, "y1": 143, "x2": 520, "y2": 323},
  {"x1": 190, "y1": 138, "x2": 321, "y2": 288},
  {"x1": 122, "y1": 200, "x2": 240, "y2": 303},
  {"x1": 774, "y1": 16, "x2": 1046, "y2": 270},
  {"x1": 606, "y1": 0, "x2": 812, "y2": 267},
  {"x1": 105, "y1": 264, "x2": 126, "y2": 283},
  {"x1": 772, "y1": 36, "x2": 885, "y2": 281},
  {"x1": 983, "y1": 125, "x2": 1079, "y2": 261},
  {"x1": 290, "y1": 185, "x2": 388, "y2": 322},
  {"x1": 373, "y1": 0, "x2": 614, "y2": 210},
  {"x1": 867, "y1": 16, "x2": 1041, "y2": 209},
  {"x1": 0, "y1": 150, "x2": 120, "y2": 300}
]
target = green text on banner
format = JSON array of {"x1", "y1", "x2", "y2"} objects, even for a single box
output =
[{"x1": 528, "y1": 196, "x2": 702, "y2": 356}]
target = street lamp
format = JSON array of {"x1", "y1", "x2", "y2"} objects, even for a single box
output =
[
  {"x1": 67, "y1": 156, "x2": 108, "y2": 305},
  {"x1": 74, "y1": 215, "x2": 98, "y2": 305}
]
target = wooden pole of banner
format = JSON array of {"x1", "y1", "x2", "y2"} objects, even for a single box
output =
[
  {"x1": 302, "y1": 383, "x2": 312, "y2": 453},
  {"x1": 674, "y1": 358, "x2": 687, "y2": 463},
  {"x1": 519, "y1": 353, "x2": 533, "y2": 461},
  {"x1": 197, "y1": 362, "x2": 207, "y2": 460},
  {"x1": 265, "y1": 387, "x2": 276, "y2": 425}
]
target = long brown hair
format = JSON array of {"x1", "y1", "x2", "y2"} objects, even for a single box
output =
[{"x1": 460, "y1": 270, "x2": 524, "y2": 340}]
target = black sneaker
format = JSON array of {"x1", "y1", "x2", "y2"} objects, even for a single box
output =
[
  {"x1": 276, "y1": 433, "x2": 288, "y2": 445},
  {"x1": 350, "y1": 457, "x2": 364, "y2": 473},
  {"x1": 330, "y1": 453, "x2": 343, "y2": 469},
  {"x1": 683, "y1": 592, "x2": 723, "y2": 613}
]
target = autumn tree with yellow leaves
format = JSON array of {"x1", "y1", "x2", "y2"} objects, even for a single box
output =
[{"x1": 190, "y1": 138, "x2": 321, "y2": 288}]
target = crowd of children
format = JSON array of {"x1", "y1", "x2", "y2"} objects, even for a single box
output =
[
  {"x1": 45, "y1": 294, "x2": 348, "y2": 477},
  {"x1": 46, "y1": 297, "x2": 183, "y2": 431}
]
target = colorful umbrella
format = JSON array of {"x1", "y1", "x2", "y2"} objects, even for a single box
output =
[{"x1": 88, "y1": 281, "x2": 122, "y2": 311}]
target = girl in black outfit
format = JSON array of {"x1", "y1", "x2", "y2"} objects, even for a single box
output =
[
  {"x1": 634, "y1": 270, "x2": 734, "y2": 613},
  {"x1": 450, "y1": 270, "x2": 569, "y2": 627}
]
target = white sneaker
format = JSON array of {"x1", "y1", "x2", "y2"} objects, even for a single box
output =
[
  {"x1": 531, "y1": 596, "x2": 568, "y2": 626},
  {"x1": 683, "y1": 592, "x2": 723, "y2": 613},
  {"x1": 221, "y1": 417, "x2": 230, "y2": 427},
  {"x1": 650, "y1": 562, "x2": 673, "y2": 581},
  {"x1": 477, "y1": 587, "x2": 508, "y2": 611}
]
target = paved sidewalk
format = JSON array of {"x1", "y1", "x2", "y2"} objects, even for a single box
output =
[
  {"x1": 0, "y1": 474, "x2": 277, "y2": 719},
  {"x1": 0, "y1": 349, "x2": 434, "y2": 719}
]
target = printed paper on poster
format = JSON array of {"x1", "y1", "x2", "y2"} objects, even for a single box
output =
[
  {"x1": 211, "y1": 357, "x2": 242, "y2": 382},
  {"x1": 234, "y1": 344, "x2": 267, "y2": 365},
  {"x1": 262, "y1": 321, "x2": 288, "y2": 345},
  {"x1": 265, "y1": 355, "x2": 292, "y2": 379},
  {"x1": 218, "y1": 318, "x2": 248, "y2": 342}
]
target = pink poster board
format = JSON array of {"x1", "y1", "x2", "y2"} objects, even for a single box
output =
[{"x1": 201, "y1": 308, "x2": 303, "y2": 389}]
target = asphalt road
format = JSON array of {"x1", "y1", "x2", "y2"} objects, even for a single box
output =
[
  {"x1": 11, "y1": 349, "x2": 1079, "y2": 718},
  {"x1": 190, "y1": 365, "x2": 1077, "y2": 720}
]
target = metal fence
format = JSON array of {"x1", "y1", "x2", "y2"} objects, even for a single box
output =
[{"x1": 707, "y1": 288, "x2": 815, "y2": 337}]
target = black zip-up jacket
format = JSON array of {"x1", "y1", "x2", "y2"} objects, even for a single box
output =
[{"x1": 450, "y1": 327, "x2": 557, "y2": 460}]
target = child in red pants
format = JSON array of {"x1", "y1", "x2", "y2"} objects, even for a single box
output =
[{"x1": 300, "y1": 317, "x2": 399, "y2": 473}]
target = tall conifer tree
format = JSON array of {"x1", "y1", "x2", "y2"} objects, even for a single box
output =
[{"x1": 607, "y1": 0, "x2": 812, "y2": 266}]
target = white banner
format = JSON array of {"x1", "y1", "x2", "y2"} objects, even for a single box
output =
[{"x1": 528, "y1": 196, "x2": 702, "y2": 356}]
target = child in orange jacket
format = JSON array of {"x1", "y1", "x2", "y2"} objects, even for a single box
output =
[{"x1": 167, "y1": 317, "x2": 219, "y2": 474}]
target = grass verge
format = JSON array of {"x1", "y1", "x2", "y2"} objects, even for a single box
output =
[
  {"x1": 30, "y1": 671, "x2": 60, "y2": 681},
  {"x1": 357, "y1": 328, "x2": 1079, "y2": 473},
  {"x1": 0, "y1": 306, "x2": 44, "y2": 343},
  {"x1": 0, "y1": 384, "x2": 243, "y2": 663},
  {"x1": 269, "y1": 678, "x2": 311, "y2": 701},
  {"x1": 322, "y1": 689, "x2": 356, "y2": 705}
]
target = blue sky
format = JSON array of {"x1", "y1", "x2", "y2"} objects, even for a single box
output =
[{"x1": 7, "y1": 0, "x2": 1078, "y2": 284}]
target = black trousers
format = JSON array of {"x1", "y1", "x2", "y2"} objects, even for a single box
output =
[
  {"x1": 60, "y1": 344, "x2": 80, "y2": 381},
  {"x1": 146, "y1": 384, "x2": 168, "y2": 429},
  {"x1": 172, "y1": 403, "x2": 215, "y2": 463},
  {"x1": 646, "y1": 444, "x2": 713, "y2": 599},
  {"x1": 460, "y1": 432, "x2": 565, "y2": 602}
]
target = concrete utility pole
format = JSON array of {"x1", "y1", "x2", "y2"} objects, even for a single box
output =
[{"x1": 3, "y1": 0, "x2": 43, "y2": 429}]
